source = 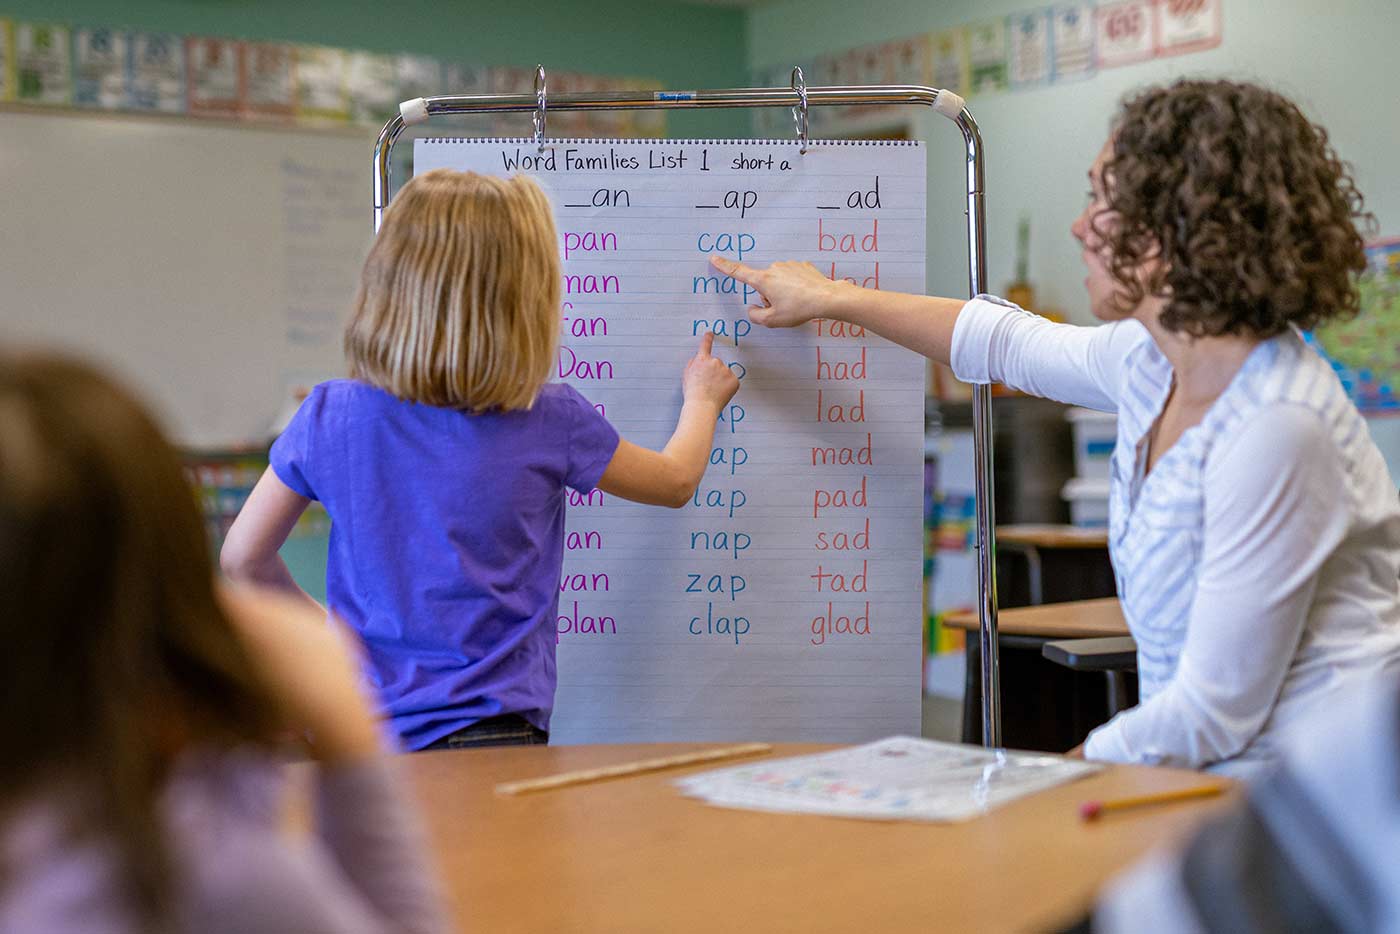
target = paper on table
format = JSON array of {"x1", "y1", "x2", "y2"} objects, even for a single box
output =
[{"x1": 677, "y1": 736, "x2": 1100, "y2": 821}]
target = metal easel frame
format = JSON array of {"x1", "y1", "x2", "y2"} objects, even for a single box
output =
[{"x1": 371, "y1": 67, "x2": 1003, "y2": 748}]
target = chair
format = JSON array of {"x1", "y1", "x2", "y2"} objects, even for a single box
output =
[{"x1": 1042, "y1": 636, "x2": 1138, "y2": 716}]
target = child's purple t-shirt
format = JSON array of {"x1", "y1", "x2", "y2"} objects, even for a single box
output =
[{"x1": 270, "y1": 379, "x2": 619, "y2": 750}]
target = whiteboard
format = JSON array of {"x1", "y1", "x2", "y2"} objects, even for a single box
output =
[
  {"x1": 0, "y1": 109, "x2": 377, "y2": 446},
  {"x1": 416, "y1": 137, "x2": 927, "y2": 743}
]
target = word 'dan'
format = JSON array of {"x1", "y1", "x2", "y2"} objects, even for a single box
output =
[{"x1": 558, "y1": 347, "x2": 614, "y2": 380}]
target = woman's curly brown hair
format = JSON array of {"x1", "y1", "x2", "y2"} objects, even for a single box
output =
[{"x1": 1098, "y1": 79, "x2": 1374, "y2": 337}]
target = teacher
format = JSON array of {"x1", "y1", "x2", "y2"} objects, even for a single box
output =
[{"x1": 713, "y1": 78, "x2": 1400, "y2": 776}]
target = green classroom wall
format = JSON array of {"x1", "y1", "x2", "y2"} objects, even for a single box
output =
[{"x1": 7, "y1": 0, "x2": 751, "y2": 136}]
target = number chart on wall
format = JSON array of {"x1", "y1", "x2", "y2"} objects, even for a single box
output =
[{"x1": 414, "y1": 137, "x2": 927, "y2": 743}]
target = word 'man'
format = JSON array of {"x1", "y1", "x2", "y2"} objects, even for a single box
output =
[{"x1": 564, "y1": 273, "x2": 619, "y2": 294}]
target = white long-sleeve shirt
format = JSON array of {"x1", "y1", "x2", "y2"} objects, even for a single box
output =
[
  {"x1": 951, "y1": 296, "x2": 1400, "y2": 775},
  {"x1": 1094, "y1": 677, "x2": 1400, "y2": 932}
]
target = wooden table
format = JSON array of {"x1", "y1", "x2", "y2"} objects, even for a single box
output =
[
  {"x1": 996, "y1": 524, "x2": 1110, "y2": 550},
  {"x1": 400, "y1": 742, "x2": 1231, "y2": 933},
  {"x1": 945, "y1": 597, "x2": 1127, "y2": 639}
]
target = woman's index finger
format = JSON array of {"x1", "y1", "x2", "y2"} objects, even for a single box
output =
[{"x1": 710, "y1": 255, "x2": 762, "y2": 286}]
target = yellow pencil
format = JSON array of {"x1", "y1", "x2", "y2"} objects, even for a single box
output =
[
  {"x1": 1079, "y1": 783, "x2": 1228, "y2": 821},
  {"x1": 495, "y1": 742, "x2": 773, "y2": 796}
]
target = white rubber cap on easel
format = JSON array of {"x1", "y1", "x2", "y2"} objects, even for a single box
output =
[
  {"x1": 399, "y1": 97, "x2": 430, "y2": 126},
  {"x1": 933, "y1": 89, "x2": 966, "y2": 119}
]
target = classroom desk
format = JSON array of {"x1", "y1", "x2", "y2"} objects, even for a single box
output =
[
  {"x1": 994, "y1": 524, "x2": 1112, "y2": 606},
  {"x1": 945, "y1": 599, "x2": 1130, "y2": 750},
  {"x1": 398, "y1": 742, "x2": 1232, "y2": 933},
  {"x1": 944, "y1": 596, "x2": 1127, "y2": 639}
]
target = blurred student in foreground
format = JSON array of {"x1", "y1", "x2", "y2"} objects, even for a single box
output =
[
  {"x1": 1087, "y1": 675, "x2": 1400, "y2": 933},
  {"x1": 0, "y1": 354, "x2": 450, "y2": 934}
]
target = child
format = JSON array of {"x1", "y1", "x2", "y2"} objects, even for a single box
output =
[
  {"x1": 221, "y1": 168, "x2": 740, "y2": 751},
  {"x1": 0, "y1": 353, "x2": 448, "y2": 934}
]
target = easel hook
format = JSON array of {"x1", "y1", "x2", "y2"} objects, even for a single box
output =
[
  {"x1": 790, "y1": 66, "x2": 808, "y2": 154},
  {"x1": 533, "y1": 64, "x2": 548, "y2": 152}
]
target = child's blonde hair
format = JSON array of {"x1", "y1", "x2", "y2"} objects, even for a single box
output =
[{"x1": 345, "y1": 168, "x2": 561, "y2": 411}]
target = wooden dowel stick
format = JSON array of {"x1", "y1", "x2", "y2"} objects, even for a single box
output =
[{"x1": 495, "y1": 742, "x2": 773, "y2": 796}]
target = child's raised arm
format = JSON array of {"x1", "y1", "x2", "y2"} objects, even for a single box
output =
[
  {"x1": 220, "y1": 470, "x2": 324, "y2": 614},
  {"x1": 597, "y1": 332, "x2": 740, "y2": 508}
]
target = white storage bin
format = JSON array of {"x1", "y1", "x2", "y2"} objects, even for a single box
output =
[
  {"x1": 1062, "y1": 477, "x2": 1111, "y2": 528},
  {"x1": 1067, "y1": 407, "x2": 1117, "y2": 481}
]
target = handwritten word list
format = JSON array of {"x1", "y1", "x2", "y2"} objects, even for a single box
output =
[{"x1": 414, "y1": 139, "x2": 926, "y2": 743}]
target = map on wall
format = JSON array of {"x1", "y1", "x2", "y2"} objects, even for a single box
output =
[{"x1": 1307, "y1": 238, "x2": 1400, "y2": 413}]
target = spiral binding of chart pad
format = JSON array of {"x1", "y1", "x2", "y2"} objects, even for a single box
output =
[{"x1": 419, "y1": 137, "x2": 924, "y2": 147}]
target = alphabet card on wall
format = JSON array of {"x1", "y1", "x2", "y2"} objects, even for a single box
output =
[{"x1": 413, "y1": 138, "x2": 928, "y2": 743}]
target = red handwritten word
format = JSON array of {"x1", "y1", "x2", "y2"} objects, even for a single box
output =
[
  {"x1": 815, "y1": 517, "x2": 871, "y2": 551},
  {"x1": 815, "y1": 318, "x2": 867, "y2": 338},
  {"x1": 823, "y1": 262, "x2": 879, "y2": 290},
  {"x1": 811, "y1": 601, "x2": 871, "y2": 645},
  {"x1": 818, "y1": 218, "x2": 879, "y2": 253},
  {"x1": 815, "y1": 389, "x2": 865, "y2": 422},
  {"x1": 816, "y1": 346, "x2": 868, "y2": 381},
  {"x1": 813, "y1": 476, "x2": 867, "y2": 518},
  {"x1": 811, "y1": 560, "x2": 868, "y2": 593},
  {"x1": 811, "y1": 433, "x2": 873, "y2": 466}
]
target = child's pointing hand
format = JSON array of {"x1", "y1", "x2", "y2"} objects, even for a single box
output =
[{"x1": 682, "y1": 331, "x2": 740, "y2": 411}]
